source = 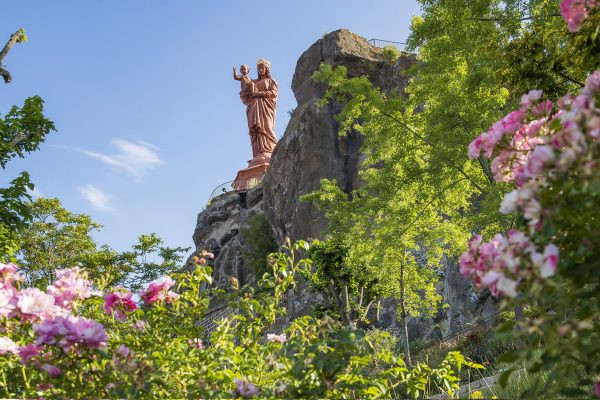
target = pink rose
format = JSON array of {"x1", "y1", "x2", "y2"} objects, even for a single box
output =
[
  {"x1": 541, "y1": 244, "x2": 559, "y2": 278},
  {"x1": 41, "y1": 363, "x2": 61, "y2": 378},
  {"x1": 0, "y1": 336, "x2": 18, "y2": 355},
  {"x1": 235, "y1": 378, "x2": 260, "y2": 398}
]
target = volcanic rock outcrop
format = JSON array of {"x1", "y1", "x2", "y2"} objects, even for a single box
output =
[{"x1": 190, "y1": 29, "x2": 496, "y2": 338}]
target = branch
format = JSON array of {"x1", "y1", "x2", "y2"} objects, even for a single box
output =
[
  {"x1": 554, "y1": 69, "x2": 585, "y2": 87},
  {"x1": 0, "y1": 29, "x2": 26, "y2": 84},
  {"x1": 381, "y1": 111, "x2": 485, "y2": 193},
  {"x1": 396, "y1": 177, "x2": 468, "y2": 240},
  {"x1": 0, "y1": 66, "x2": 11, "y2": 84},
  {"x1": 465, "y1": 14, "x2": 561, "y2": 22},
  {"x1": 8, "y1": 132, "x2": 28, "y2": 148}
]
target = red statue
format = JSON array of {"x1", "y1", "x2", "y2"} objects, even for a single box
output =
[{"x1": 232, "y1": 59, "x2": 278, "y2": 190}]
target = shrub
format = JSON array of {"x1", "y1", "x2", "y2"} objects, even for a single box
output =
[
  {"x1": 0, "y1": 241, "x2": 483, "y2": 398},
  {"x1": 240, "y1": 213, "x2": 277, "y2": 278},
  {"x1": 381, "y1": 45, "x2": 401, "y2": 64}
]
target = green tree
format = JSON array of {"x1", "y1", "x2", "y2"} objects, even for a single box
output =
[
  {"x1": 16, "y1": 198, "x2": 102, "y2": 287},
  {"x1": 0, "y1": 29, "x2": 56, "y2": 261},
  {"x1": 240, "y1": 213, "x2": 278, "y2": 279},
  {"x1": 16, "y1": 198, "x2": 189, "y2": 290},
  {"x1": 119, "y1": 233, "x2": 190, "y2": 292}
]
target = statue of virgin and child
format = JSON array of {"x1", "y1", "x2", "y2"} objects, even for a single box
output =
[{"x1": 232, "y1": 58, "x2": 278, "y2": 167}]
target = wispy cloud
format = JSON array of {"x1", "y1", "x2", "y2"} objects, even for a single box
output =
[
  {"x1": 26, "y1": 186, "x2": 43, "y2": 200},
  {"x1": 81, "y1": 139, "x2": 163, "y2": 180},
  {"x1": 78, "y1": 184, "x2": 114, "y2": 212}
]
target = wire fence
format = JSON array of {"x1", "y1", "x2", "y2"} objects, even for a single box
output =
[
  {"x1": 368, "y1": 38, "x2": 406, "y2": 52},
  {"x1": 411, "y1": 311, "x2": 503, "y2": 356}
]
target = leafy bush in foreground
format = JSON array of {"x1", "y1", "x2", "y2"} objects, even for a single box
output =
[{"x1": 0, "y1": 242, "x2": 482, "y2": 398}]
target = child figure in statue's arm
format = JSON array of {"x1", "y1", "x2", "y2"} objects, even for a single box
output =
[{"x1": 233, "y1": 64, "x2": 256, "y2": 105}]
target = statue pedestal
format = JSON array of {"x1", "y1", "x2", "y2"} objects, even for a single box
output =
[{"x1": 233, "y1": 162, "x2": 269, "y2": 191}]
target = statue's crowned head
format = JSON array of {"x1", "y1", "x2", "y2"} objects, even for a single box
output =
[{"x1": 256, "y1": 58, "x2": 272, "y2": 78}]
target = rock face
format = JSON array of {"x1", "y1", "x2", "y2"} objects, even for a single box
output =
[
  {"x1": 190, "y1": 29, "x2": 496, "y2": 338},
  {"x1": 190, "y1": 186, "x2": 264, "y2": 288},
  {"x1": 262, "y1": 29, "x2": 416, "y2": 244}
]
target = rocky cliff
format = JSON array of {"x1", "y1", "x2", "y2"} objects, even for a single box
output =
[{"x1": 190, "y1": 29, "x2": 496, "y2": 338}]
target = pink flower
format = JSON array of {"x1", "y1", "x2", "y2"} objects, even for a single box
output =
[
  {"x1": 266, "y1": 333, "x2": 287, "y2": 344},
  {"x1": 234, "y1": 378, "x2": 259, "y2": 398},
  {"x1": 582, "y1": 71, "x2": 600, "y2": 97},
  {"x1": 188, "y1": 338, "x2": 204, "y2": 349},
  {"x1": 523, "y1": 199, "x2": 542, "y2": 231},
  {"x1": 139, "y1": 277, "x2": 177, "y2": 305},
  {"x1": 41, "y1": 363, "x2": 61, "y2": 378},
  {"x1": 541, "y1": 244, "x2": 559, "y2": 278},
  {"x1": 496, "y1": 276, "x2": 518, "y2": 297},
  {"x1": 523, "y1": 118, "x2": 546, "y2": 138},
  {"x1": 18, "y1": 344, "x2": 43, "y2": 364},
  {"x1": 17, "y1": 288, "x2": 59, "y2": 320},
  {"x1": 532, "y1": 101, "x2": 553, "y2": 117},
  {"x1": 0, "y1": 262, "x2": 21, "y2": 289},
  {"x1": 520, "y1": 89, "x2": 543, "y2": 110},
  {"x1": 0, "y1": 336, "x2": 18, "y2": 355},
  {"x1": 525, "y1": 145, "x2": 555, "y2": 178},
  {"x1": 0, "y1": 287, "x2": 16, "y2": 318},
  {"x1": 507, "y1": 229, "x2": 529, "y2": 247},
  {"x1": 594, "y1": 380, "x2": 600, "y2": 397},
  {"x1": 34, "y1": 315, "x2": 107, "y2": 352},
  {"x1": 560, "y1": 0, "x2": 594, "y2": 32},
  {"x1": 502, "y1": 110, "x2": 525, "y2": 133},
  {"x1": 104, "y1": 288, "x2": 137, "y2": 322},
  {"x1": 468, "y1": 135, "x2": 483, "y2": 159},
  {"x1": 500, "y1": 190, "x2": 519, "y2": 214},
  {"x1": 131, "y1": 320, "x2": 146, "y2": 331},
  {"x1": 47, "y1": 267, "x2": 93, "y2": 310},
  {"x1": 116, "y1": 344, "x2": 130, "y2": 357}
]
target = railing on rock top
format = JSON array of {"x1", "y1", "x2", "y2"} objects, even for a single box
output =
[
  {"x1": 368, "y1": 38, "x2": 406, "y2": 52},
  {"x1": 207, "y1": 181, "x2": 234, "y2": 206}
]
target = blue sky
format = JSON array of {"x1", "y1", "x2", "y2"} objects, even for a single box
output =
[{"x1": 1, "y1": 0, "x2": 421, "y2": 254}]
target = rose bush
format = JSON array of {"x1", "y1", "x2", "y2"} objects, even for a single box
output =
[
  {"x1": 463, "y1": 56, "x2": 600, "y2": 397},
  {"x1": 0, "y1": 240, "x2": 482, "y2": 398}
]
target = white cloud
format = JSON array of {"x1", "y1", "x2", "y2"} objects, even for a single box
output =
[
  {"x1": 82, "y1": 139, "x2": 163, "y2": 180},
  {"x1": 26, "y1": 186, "x2": 43, "y2": 199},
  {"x1": 78, "y1": 185, "x2": 114, "y2": 212}
]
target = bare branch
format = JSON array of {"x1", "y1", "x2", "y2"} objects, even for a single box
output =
[
  {"x1": 0, "y1": 66, "x2": 11, "y2": 84},
  {"x1": 0, "y1": 29, "x2": 26, "y2": 84}
]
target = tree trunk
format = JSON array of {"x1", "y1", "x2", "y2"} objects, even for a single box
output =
[
  {"x1": 400, "y1": 260, "x2": 412, "y2": 366},
  {"x1": 286, "y1": 287, "x2": 295, "y2": 322},
  {"x1": 341, "y1": 282, "x2": 352, "y2": 327}
]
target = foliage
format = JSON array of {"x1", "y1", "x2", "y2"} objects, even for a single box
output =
[
  {"x1": 15, "y1": 198, "x2": 188, "y2": 291},
  {"x1": 240, "y1": 213, "x2": 277, "y2": 279},
  {"x1": 460, "y1": 68, "x2": 600, "y2": 397},
  {"x1": 0, "y1": 96, "x2": 55, "y2": 169},
  {"x1": 118, "y1": 233, "x2": 190, "y2": 292},
  {"x1": 16, "y1": 198, "x2": 102, "y2": 288},
  {"x1": 0, "y1": 96, "x2": 56, "y2": 261},
  {"x1": 381, "y1": 45, "x2": 401, "y2": 63},
  {"x1": 302, "y1": 237, "x2": 385, "y2": 328},
  {"x1": 0, "y1": 241, "x2": 484, "y2": 398}
]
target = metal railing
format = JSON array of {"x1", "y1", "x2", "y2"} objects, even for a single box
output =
[
  {"x1": 207, "y1": 181, "x2": 234, "y2": 206},
  {"x1": 368, "y1": 38, "x2": 406, "y2": 52}
]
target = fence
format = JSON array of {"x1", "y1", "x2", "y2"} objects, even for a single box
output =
[
  {"x1": 197, "y1": 303, "x2": 236, "y2": 341},
  {"x1": 207, "y1": 181, "x2": 234, "y2": 206},
  {"x1": 411, "y1": 311, "x2": 503, "y2": 356},
  {"x1": 368, "y1": 38, "x2": 406, "y2": 52}
]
